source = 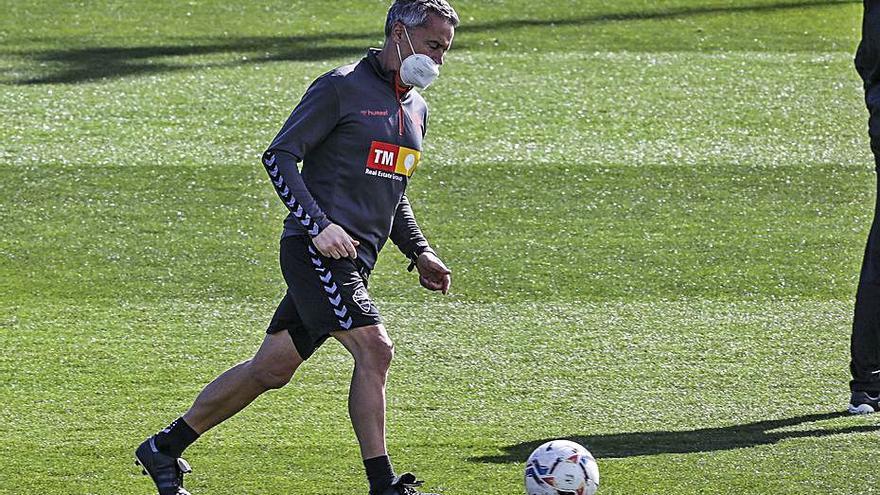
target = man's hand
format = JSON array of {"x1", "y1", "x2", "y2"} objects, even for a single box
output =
[
  {"x1": 416, "y1": 251, "x2": 451, "y2": 294},
  {"x1": 313, "y1": 224, "x2": 359, "y2": 259}
]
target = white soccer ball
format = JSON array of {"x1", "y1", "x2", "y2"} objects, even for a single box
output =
[{"x1": 524, "y1": 440, "x2": 600, "y2": 495}]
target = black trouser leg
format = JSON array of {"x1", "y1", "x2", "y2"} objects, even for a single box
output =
[
  {"x1": 851, "y1": 1, "x2": 880, "y2": 393},
  {"x1": 852, "y1": 175, "x2": 880, "y2": 393}
]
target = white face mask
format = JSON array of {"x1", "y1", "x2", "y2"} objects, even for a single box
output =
[{"x1": 396, "y1": 26, "x2": 440, "y2": 90}]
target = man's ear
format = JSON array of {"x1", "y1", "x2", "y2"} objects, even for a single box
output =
[{"x1": 390, "y1": 21, "x2": 403, "y2": 43}]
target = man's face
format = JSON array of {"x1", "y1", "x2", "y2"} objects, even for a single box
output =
[{"x1": 395, "y1": 13, "x2": 455, "y2": 66}]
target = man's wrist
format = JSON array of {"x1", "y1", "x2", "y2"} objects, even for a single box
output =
[
  {"x1": 407, "y1": 246, "x2": 434, "y2": 272},
  {"x1": 309, "y1": 217, "x2": 333, "y2": 238},
  {"x1": 415, "y1": 246, "x2": 435, "y2": 259},
  {"x1": 315, "y1": 217, "x2": 332, "y2": 233}
]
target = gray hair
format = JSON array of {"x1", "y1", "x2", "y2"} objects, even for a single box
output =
[{"x1": 384, "y1": 0, "x2": 460, "y2": 37}]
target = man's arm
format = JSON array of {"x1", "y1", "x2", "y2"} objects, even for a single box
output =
[
  {"x1": 262, "y1": 75, "x2": 359, "y2": 259},
  {"x1": 390, "y1": 195, "x2": 451, "y2": 294},
  {"x1": 262, "y1": 149, "x2": 331, "y2": 236},
  {"x1": 262, "y1": 150, "x2": 358, "y2": 259}
]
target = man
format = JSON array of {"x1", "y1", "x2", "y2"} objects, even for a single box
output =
[
  {"x1": 850, "y1": 0, "x2": 880, "y2": 415},
  {"x1": 134, "y1": 1, "x2": 458, "y2": 493}
]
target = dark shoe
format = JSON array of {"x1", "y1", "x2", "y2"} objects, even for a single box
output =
[
  {"x1": 135, "y1": 437, "x2": 193, "y2": 495},
  {"x1": 848, "y1": 391, "x2": 880, "y2": 414},
  {"x1": 379, "y1": 473, "x2": 440, "y2": 495}
]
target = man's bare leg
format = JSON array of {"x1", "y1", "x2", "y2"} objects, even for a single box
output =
[
  {"x1": 184, "y1": 331, "x2": 304, "y2": 433},
  {"x1": 136, "y1": 331, "x2": 303, "y2": 495},
  {"x1": 333, "y1": 324, "x2": 394, "y2": 459}
]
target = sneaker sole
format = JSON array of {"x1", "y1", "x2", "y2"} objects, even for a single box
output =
[
  {"x1": 848, "y1": 403, "x2": 878, "y2": 414},
  {"x1": 134, "y1": 456, "x2": 149, "y2": 476},
  {"x1": 133, "y1": 451, "x2": 193, "y2": 495}
]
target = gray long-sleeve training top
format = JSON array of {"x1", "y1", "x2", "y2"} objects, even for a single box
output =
[{"x1": 262, "y1": 49, "x2": 433, "y2": 271}]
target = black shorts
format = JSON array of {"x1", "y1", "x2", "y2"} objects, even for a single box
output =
[{"x1": 267, "y1": 235, "x2": 382, "y2": 360}]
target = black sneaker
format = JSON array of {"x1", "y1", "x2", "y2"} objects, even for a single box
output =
[
  {"x1": 379, "y1": 473, "x2": 440, "y2": 495},
  {"x1": 848, "y1": 391, "x2": 880, "y2": 414},
  {"x1": 134, "y1": 437, "x2": 193, "y2": 495}
]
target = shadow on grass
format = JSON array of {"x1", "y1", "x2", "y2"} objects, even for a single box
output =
[
  {"x1": 472, "y1": 411, "x2": 879, "y2": 461},
  {"x1": 463, "y1": 0, "x2": 856, "y2": 33},
  {"x1": 10, "y1": 37, "x2": 373, "y2": 85},
  {"x1": 7, "y1": 0, "x2": 857, "y2": 85}
]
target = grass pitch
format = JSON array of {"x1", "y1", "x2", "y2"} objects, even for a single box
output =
[{"x1": 2, "y1": 1, "x2": 879, "y2": 494}]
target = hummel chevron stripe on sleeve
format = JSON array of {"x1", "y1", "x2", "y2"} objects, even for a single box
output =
[{"x1": 262, "y1": 150, "x2": 332, "y2": 236}]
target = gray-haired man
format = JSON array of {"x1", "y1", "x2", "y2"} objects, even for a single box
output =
[{"x1": 135, "y1": 2, "x2": 458, "y2": 494}]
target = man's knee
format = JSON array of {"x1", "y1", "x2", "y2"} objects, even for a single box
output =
[
  {"x1": 247, "y1": 332, "x2": 303, "y2": 390},
  {"x1": 363, "y1": 333, "x2": 395, "y2": 372},
  {"x1": 340, "y1": 325, "x2": 395, "y2": 372},
  {"x1": 247, "y1": 359, "x2": 296, "y2": 390}
]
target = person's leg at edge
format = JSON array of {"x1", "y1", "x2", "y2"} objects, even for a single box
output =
[
  {"x1": 333, "y1": 324, "x2": 396, "y2": 494},
  {"x1": 155, "y1": 330, "x2": 304, "y2": 456},
  {"x1": 851, "y1": 0, "x2": 880, "y2": 407},
  {"x1": 851, "y1": 176, "x2": 880, "y2": 397}
]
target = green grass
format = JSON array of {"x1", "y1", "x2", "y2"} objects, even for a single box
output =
[{"x1": 2, "y1": 0, "x2": 879, "y2": 494}]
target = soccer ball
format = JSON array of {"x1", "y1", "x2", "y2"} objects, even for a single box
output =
[{"x1": 524, "y1": 440, "x2": 600, "y2": 495}]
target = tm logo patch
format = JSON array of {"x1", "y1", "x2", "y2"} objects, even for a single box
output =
[{"x1": 365, "y1": 141, "x2": 420, "y2": 181}]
